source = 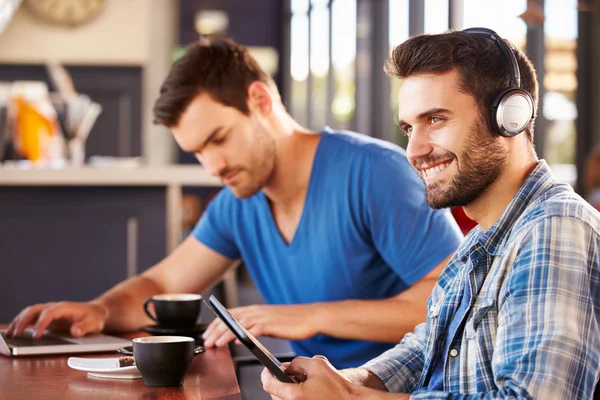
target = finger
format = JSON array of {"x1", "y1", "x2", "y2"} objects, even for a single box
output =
[
  {"x1": 284, "y1": 356, "x2": 330, "y2": 377},
  {"x1": 261, "y1": 367, "x2": 297, "y2": 399},
  {"x1": 202, "y1": 318, "x2": 222, "y2": 339},
  {"x1": 6, "y1": 317, "x2": 19, "y2": 337},
  {"x1": 282, "y1": 361, "x2": 307, "y2": 382},
  {"x1": 33, "y1": 304, "x2": 82, "y2": 338},
  {"x1": 70, "y1": 315, "x2": 104, "y2": 337},
  {"x1": 8, "y1": 305, "x2": 46, "y2": 337},
  {"x1": 214, "y1": 330, "x2": 237, "y2": 347},
  {"x1": 283, "y1": 357, "x2": 310, "y2": 376},
  {"x1": 203, "y1": 320, "x2": 233, "y2": 347},
  {"x1": 7, "y1": 306, "x2": 36, "y2": 337}
]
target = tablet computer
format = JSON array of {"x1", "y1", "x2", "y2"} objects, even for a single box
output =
[{"x1": 206, "y1": 295, "x2": 298, "y2": 383}]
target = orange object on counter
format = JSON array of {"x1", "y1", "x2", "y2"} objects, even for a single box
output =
[{"x1": 13, "y1": 97, "x2": 58, "y2": 162}]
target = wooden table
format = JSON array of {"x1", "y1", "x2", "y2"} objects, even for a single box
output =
[{"x1": 0, "y1": 330, "x2": 242, "y2": 400}]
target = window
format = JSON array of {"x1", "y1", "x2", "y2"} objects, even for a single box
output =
[
  {"x1": 289, "y1": 0, "x2": 357, "y2": 130},
  {"x1": 463, "y1": 0, "x2": 527, "y2": 48},
  {"x1": 290, "y1": 0, "x2": 310, "y2": 126},
  {"x1": 424, "y1": 0, "x2": 449, "y2": 34},
  {"x1": 543, "y1": 0, "x2": 578, "y2": 186}
]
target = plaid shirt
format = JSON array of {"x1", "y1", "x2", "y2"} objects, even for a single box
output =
[{"x1": 363, "y1": 161, "x2": 600, "y2": 399}]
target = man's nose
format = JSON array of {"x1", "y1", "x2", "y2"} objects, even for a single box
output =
[
  {"x1": 199, "y1": 152, "x2": 227, "y2": 177},
  {"x1": 406, "y1": 129, "x2": 434, "y2": 166}
]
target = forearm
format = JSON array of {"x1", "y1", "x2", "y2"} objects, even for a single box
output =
[
  {"x1": 359, "y1": 389, "x2": 410, "y2": 400},
  {"x1": 312, "y1": 257, "x2": 448, "y2": 342},
  {"x1": 313, "y1": 298, "x2": 426, "y2": 342},
  {"x1": 343, "y1": 367, "x2": 388, "y2": 390},
  {"x1": 347, "y1": 376, "x2": 410, "y2": 400},
  {"x1": 90, "y1": 274, "x2": 165, "y2": 332}
]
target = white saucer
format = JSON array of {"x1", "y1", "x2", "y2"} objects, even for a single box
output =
[{"x1": 67, "y1": 357, "x2": 142, "y2": 379}]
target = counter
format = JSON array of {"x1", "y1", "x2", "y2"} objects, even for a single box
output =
[{"x1": 0, "y1": 165, "x2": 221, "y2": 187}]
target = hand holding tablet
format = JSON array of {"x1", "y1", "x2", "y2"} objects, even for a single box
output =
[{"x1": 205, "y1": 295, "x2": 300, "y2": 383}]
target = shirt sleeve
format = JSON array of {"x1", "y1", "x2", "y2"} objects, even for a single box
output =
[
  {"x1": 409, "y1": 216, "x2": 600, "y2": 399},
  {"x1": 191, "y1": 188, "x2": 240, "y2": 260},
  {"x1": 363, "y1": 152, "x2": 463, "y2": 285},
  {"x1": 361, "y1": 321, "x2": 428, "y2": 394}
]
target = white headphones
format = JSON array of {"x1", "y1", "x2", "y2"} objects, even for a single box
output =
[{"x1": 463, "y1": 27, "x2": 535, "y2": 137}]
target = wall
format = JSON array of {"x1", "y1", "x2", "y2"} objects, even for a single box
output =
[
  {"x1": 0, "y1": 0, "x2": 149, "y2": 65},
  {"x1": 0, "y1": 0, "x2": 177, "y2": 165}
]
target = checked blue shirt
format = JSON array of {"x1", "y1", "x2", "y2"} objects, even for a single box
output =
[{"x1": 363, "y1": 160, "x2": 600, "y2": 399}]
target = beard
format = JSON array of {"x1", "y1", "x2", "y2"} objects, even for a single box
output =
[
  {"x1": 421, "y1": 117, "x2": 508, "y2": 209},
  {"x1": 224, "y1": 123, "x2": 276, "y2": 199}
]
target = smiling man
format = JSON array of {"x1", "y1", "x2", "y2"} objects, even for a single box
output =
[
  {"x1": 6, "y1": 37, "x2": 462, "y2": 369},
  {"x1": 262, "y1": 28, "x2": 600, "y2": 399}
]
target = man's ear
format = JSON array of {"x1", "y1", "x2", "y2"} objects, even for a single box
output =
[{"x1": 247, "y1": 81, "x2": 273, "y2": 117}]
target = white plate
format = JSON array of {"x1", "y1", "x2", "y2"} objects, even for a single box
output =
[{"x1": 67, "y1": 357, "x2": 142, "y2": 379}]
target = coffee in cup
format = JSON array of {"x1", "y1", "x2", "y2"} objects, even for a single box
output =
[
  {"x1": 132, "y1": 336, "x2": 195, "y2": 387},
  {"x1": 143, "y1": 293, "x2": 202, "y2": 329}
]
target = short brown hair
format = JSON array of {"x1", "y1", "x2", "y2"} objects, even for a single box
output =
[
  {"x1": 385, "y1": 30, "x2": 539, "y2": 141},
  {"x1": 153, "y1": 37, "x2": 274, "y2": 127}
]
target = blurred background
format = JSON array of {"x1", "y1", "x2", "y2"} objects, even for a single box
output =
[
  {"x1": 1, "y1": 1, "x2": 599, "y2": 398},
  {"x1": 0, "y1": 0, "x2": 594, "y2": 182}
]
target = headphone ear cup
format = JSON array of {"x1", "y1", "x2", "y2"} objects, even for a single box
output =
[{"x1": 491, "y1": 88, "x2": 534, "y2": 137}]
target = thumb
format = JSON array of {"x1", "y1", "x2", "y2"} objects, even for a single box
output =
[
  {"x1": 283, "y1": 356, "x2": 312, "y2": 376},
  {"x1": 71, "y1": 316, "x2": 103, "y2": 337}
]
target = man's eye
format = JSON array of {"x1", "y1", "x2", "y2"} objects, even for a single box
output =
[
  {"x1": 431, "y1": 117, "x2": 443, "y2": 124},
  {"x1": 402, "y1": 126, "x2": 413, "y2": 136}
]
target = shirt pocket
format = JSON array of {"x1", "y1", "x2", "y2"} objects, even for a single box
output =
[{"x1": 465, "y1": 298, "x2": 496, "y2": 340}]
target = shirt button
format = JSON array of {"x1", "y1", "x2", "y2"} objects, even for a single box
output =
[{"x1": 450, "y1": 349, "x2": 459, "y2": 357}]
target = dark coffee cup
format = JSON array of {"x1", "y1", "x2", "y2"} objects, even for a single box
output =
[
  {"x1": 143, "y1": 294, "x2": 201, "y2": 329},
  {"x1": 132, "y1": 336, "x2": 195, "y2": 387}
]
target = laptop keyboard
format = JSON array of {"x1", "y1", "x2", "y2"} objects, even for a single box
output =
[{"x1": 1, "y1": 332, "x2": 73, "y2": 347}]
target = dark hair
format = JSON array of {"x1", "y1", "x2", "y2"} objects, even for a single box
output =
[
  {"x1": 153, "y1": 37, "x2": 274, "y2": 127},
  {"x1": 385, "y1": 30, "x2": 539, "y2": 142}
]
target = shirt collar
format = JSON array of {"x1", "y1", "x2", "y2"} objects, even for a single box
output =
[{"x1": 456, "y1": 160, "x2": 556, "y2": 259}]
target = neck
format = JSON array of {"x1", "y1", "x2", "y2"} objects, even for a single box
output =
[
  {"x1": 464, "y1": 148, "x2": 539, "y2": 232},
  {"x1": 262, "y1": 112, "x2": 319, "y2": 211}
]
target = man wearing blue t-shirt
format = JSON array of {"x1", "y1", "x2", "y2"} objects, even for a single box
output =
[{"x1": 7, "y1": 37, "x2": 462, "y2": 368}]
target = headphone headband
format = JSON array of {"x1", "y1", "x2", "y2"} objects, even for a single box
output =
[
  {"x1": 462, "y1": 27, "x2": 534, "y2": 137},
  {"x1": 462, "y1": 27, "x2": 521, "y2": 88}
]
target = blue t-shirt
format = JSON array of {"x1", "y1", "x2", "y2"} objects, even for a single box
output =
[{"x1": 193, "y1": 129, "x2": 463, "y2": 368}]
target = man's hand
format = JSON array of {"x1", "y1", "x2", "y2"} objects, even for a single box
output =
[
  {"x1": 6, "y1": 301, "x2": 109, "y2": 339},
  {"x1": 202, "y1": 303, "x2": 319, "y2": 347},
  {"x1": 261, "y1": 356, "x2": 360, "y2": 400},
  {"x1": 262, "y1": 357, "x2": 407, "y2": 400}
]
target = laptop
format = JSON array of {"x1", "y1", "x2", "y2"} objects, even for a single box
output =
[{"x1": 0, "y1": 329, "x2": 131, "y2": 357}]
